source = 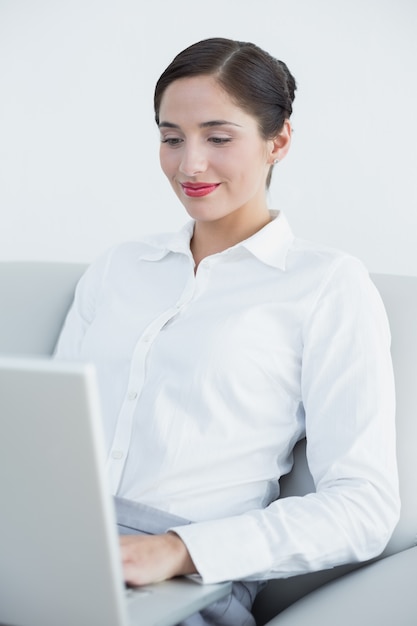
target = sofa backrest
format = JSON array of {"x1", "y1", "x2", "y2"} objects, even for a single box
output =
[
  {"x1": 0, "y1": 262, "x2": 86, "y2": 355},
  {"x1": 1, "y1": 263, "x2": 416, "y2": 620},
  {"x1": 372, "y1": 274, "x2": 417, "y2": 554}
]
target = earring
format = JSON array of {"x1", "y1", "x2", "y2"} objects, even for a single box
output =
[{"x1": 274, "y1": 158, "x2": 279, "y2": 164}]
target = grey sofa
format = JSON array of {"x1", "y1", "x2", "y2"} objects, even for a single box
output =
[{"x1": 1, "y1": 263, "x2": 416, "y2": 625}]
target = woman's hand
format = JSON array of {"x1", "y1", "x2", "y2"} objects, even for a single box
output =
[{"x1": 119, "y1": 532, "x2": 197, "y2": 586}]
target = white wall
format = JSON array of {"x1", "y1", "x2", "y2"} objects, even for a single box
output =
[{"x1": 1, "y1": 0, "x2": 416, "y2": 275}]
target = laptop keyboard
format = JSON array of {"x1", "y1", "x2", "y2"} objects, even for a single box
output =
[{"x1": 124, "y1": 585, "x2": 154, "y2": 601}]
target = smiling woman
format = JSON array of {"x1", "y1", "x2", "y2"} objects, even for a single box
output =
[
  {"x1": 154, "y1": 38, "x2": 295, "y2": 267},
  {"x1": 54, "y1": 37, "x2": 400, "y2": 626},
  {"x1": 158, "y1": 74, "x2": 292, "y2": 266}
]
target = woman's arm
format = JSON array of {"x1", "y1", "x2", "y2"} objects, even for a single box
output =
[{"x1": 163, "y1": 258, "x2": 400, "y2": 584}]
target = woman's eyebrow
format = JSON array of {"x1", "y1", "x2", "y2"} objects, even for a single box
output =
[
  {"x1": 200, "y1": 120, "x2": 242, "y2": 128},
  {"x1": 158, "y1": 120, "x2": 242, "y2": 129},
  {"x1": 158, "y1": 121, "x2": 180, "y2": 129}
]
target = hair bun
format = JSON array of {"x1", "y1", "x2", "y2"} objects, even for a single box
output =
[{"x1": 276, "y1": 59, "x2": 297, "y2": 114}]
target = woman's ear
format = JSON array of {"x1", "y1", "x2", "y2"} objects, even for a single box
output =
[{"x1": 268, "y1": 119, "x2": 292, "y2": 164}]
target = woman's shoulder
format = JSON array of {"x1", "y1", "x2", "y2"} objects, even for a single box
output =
[
  {"x1": 285, "y1": 236, "x2": 375, "y2": 306},
  {"x1": 89, "y1": 233, "x2": 174, "y2": 269},
  {"x1": 288, "y1": 235, "x2": 368, "y2": 277}
]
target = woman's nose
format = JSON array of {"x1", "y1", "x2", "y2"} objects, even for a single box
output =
[{"x1": 179, "y1": 143, "x2": 207, "y2": 176}]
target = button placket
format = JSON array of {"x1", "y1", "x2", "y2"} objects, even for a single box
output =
[
  {"x1": 107, "y1": 275, "x2": 196, "y2": 493},
  {"x1": 107, "y1": 324, "x2": 157, "y2": 491}
]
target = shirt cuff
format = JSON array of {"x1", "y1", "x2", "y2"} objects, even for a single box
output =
[{"x1": 169, "y1": 512, "x2": 273, "y2": 584}]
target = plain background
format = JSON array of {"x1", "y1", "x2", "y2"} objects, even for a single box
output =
[{"x1": 1, "y1": 0, "x2": 416, "y2": 276}]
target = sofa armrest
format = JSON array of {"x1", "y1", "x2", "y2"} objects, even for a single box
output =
[{"x1": 264, "y1": 546, "x2": 417, "y2": 626}]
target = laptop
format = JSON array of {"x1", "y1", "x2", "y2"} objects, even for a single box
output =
[{"x1": 0, "y1": 357, "x2": 231, "y2": 626}]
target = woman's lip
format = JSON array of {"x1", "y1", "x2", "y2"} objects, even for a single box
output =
[{"x1": 180, "y1": 183, "x2": 220, "y2": 198}]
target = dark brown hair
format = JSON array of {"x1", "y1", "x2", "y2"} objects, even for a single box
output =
[{"x1": 154, "y1": 37, "x2": 296, "y2": 187}]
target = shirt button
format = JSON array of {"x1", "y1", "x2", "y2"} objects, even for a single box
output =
[
  {"x1": 111, "y1": 450, "x2": 124, "y2": 460},
  {"x1": 127, "y1": 391, "x2": 138, "y2": 401}
]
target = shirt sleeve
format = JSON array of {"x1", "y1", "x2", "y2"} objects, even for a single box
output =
[
  {"x1": 171, "y1": 257, "x2": 401, "y2": 584},
  {"x1": 53, "y1": 249, "x2": 111, "y2": 359}
]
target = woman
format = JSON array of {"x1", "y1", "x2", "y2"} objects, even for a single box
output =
[{"x1": 55, "y1": 38, "x2": 400, "y2": 625}]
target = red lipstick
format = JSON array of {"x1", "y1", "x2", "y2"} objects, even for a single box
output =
[{"x1": 180, "y1": 182, "x2": 220, "y2": 198}]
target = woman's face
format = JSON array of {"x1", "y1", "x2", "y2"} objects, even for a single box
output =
[{"x1": 158, "y1": 75, "x2": 279, "y2": 226}]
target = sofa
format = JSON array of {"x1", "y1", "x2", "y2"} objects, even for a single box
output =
[{"x1": 1, "y1": 262, "x2": 416, "y2": 625}]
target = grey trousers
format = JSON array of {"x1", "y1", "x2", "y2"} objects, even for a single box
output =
[{"x1": 114, "y1": 496, "x2": 259, "y2": 626}]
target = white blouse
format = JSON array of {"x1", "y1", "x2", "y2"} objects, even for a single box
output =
[{"x1": 55, "y1": 212, "x2": 400, "y2": 584}]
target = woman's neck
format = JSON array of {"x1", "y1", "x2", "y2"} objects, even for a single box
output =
[{"x1": 190, "y1": 208, "x2": 272, "y2": 269}]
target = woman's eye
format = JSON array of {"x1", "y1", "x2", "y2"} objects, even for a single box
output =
[
  {"x1": 161, "y1": 137, "x2": 183, "y2": 146},
  {"x1": 209, "y1": 137, "x2": 232, "y2": 145}
]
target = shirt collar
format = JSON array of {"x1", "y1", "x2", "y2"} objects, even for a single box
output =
[
  {"x1": 239, "y1": 211, "x2": 294, "y2": 270},
  {"x1": 138, "y1": 221, "x2": 194, "y2": 261},
  {"x1": 139, "y1": 211, "x2": 294, "y2": 271}
]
